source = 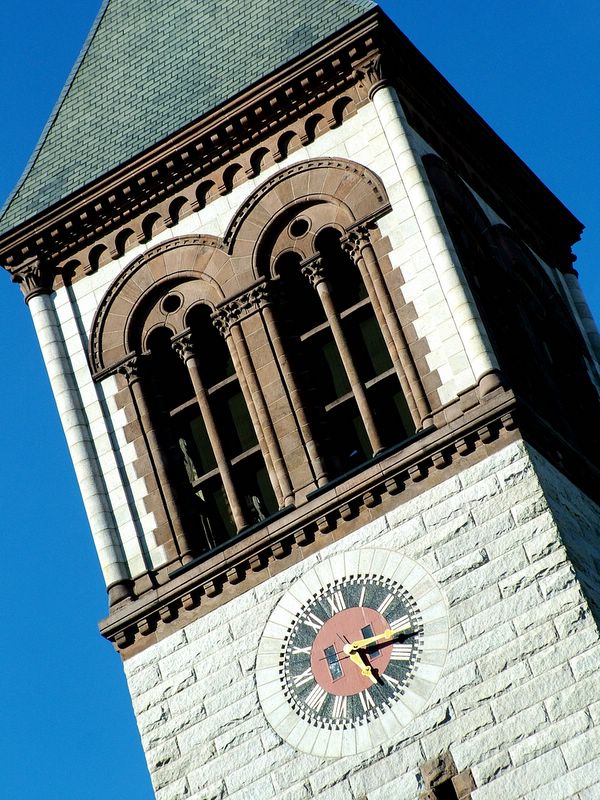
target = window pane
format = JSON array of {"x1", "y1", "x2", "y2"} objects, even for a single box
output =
[
  {"x1": 323, "y1": 399, "x2": 370, "y2": 472},
  {"x1": 234, "y1": 453, "x2": 278, "y2": 524},
  {"x1": 315, "y1": 228, "x2": 367, "y2": 311},
  {"x1": 147, "y1": 326, "x2": 194, "y2": 410},
  {"x1": 368, "y1": 376, "x2": 415, "y2": 447},
  {"x1": 173, "y1": 410, "x2": 217, "y2": 477},
  {"x1": 192, "y1": 476, "x2": 236, "y2": 548},
  {"x1": 187, "y1": 304, "x2": 234, "y2": 387},
  {"x1": 276, "y1": 251, "x2": 325, "y2": 332},
  {"x1": 344, "y1": 307, "x2": 392, "y2": 382},
  {"x1": 213, "y1": 384, "x2": 258, "y2": 457}
]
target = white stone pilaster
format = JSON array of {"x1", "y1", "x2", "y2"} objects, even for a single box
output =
[
  {"x1": 28, "y1": 291, "x2": 130, "y2": 589},
  {"x1": 370, "y1": 84, "x2": 499, "y2": 390}
]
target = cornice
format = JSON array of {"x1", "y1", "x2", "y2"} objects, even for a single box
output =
[
  {"x1": 0, "y1": 11, "x2": 382, "y2": 280},
  {"x1": 0, "y1": 9, "x2": 583, "y2": 285}
]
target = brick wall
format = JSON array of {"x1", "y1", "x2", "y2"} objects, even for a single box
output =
[{"x1": 125, "y1": 440, "x2": 600, "y2": 799}]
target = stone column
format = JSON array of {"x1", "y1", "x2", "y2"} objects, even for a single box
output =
[
  {"x1": 173, "y1": 333, "x2": 248, "y2": 532},
  {"x1": 14, "y1": 258, "x2": 133, "y2": 604},
  {"x1": 302, "y1": 256, "x2": 383, "y2": 455},
  {"x1": 213, "y1": 287, "x2": 295, "y2": 507},
  {"x1": 561, "y1": 271, "x2": 600, "y2": 365},
  {"x1": 117, "y1": 355, "x2": 193, "y2": 564},
  {"x1": 368, "y1": 71, "x2": 501, "y2": 397},
  {"x1": 342, "y1": 226, "x2": 432, "y2": 428}
]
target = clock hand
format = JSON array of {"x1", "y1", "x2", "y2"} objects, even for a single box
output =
[
  {"x1": 342, "y1": 643, "x2": 378, "y2": 684},
  {"x1": 348, "y1": 627, "x2": 412, "y2": 650}
]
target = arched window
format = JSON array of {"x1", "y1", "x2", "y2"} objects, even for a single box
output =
[
  {"x1": 274, "y1": 225, "x2": 415, "y2": 478},
  {"x1": 142, "y1": 300, "x2": 277, "y2": 555}
]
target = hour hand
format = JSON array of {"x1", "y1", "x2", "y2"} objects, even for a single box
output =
[
  {"x1": 342, "y1": 643, "x2": 378, "y2": 684},
  {"x1": 349, "y1": 628, "x2": 410, "y2": 650}
]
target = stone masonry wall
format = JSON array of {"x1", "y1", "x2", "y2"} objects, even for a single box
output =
[{"x1": 124, "y1": 440, "x2": 600, "y2": 800}]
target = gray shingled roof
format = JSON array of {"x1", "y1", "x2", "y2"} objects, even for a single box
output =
[{"x1": 0, "y1": 0, "x2": 374, "y2": 235}]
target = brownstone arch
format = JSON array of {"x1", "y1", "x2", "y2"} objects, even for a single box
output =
[
  {"x1": 224, "y1": 157, "x2": 392, "y2": 280},
  {"x1": 89, "y1": 235, "x2": 229, "y2": 374}
]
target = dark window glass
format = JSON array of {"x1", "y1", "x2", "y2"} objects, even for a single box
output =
[
  {"x1": 146, "y1": 326, "x2": 194, "y2": 410},
  {"x1": 344, "y1": 308, "x2": 393, "y2": 382},
  {"x1": 233, "y1": 452, "x2": 278, "y2": 524}
]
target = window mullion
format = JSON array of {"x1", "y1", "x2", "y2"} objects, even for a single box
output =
[
  {"x1": 173, "y1": 333, "x2": 248, "y2": 532},
  {"x1": 301, "y1": 256, "x2": 383, "y2": 456}
]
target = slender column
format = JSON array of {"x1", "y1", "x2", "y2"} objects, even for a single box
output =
[
  {"x1": 173, "y1": 334, "x2": 248, "y2": 531},
  {"x1": 22, "y1": 273, "x2": 132, "y2": 603},
  {"x1": 213, "y1": 290, "x2": 289, "y2": 507},
  {"x1": 343, "y1": 227, "x2": 433, "y2": 427},
  {"x1": 261, "y1": 302, "x2": 329, "y2": 487},
  {"x1": 369, "y1": 78, "x2": 501, "y2": 396},
  {"x1": 118, "y1": 356, "x2": 193, "y2": 563},
  {"x1": 302, "y1": 257, "x2": 383, "y2": 455}
]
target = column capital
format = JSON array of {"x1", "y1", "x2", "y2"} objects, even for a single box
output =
[
  {"x1": 359, "y1": 54, "x2": 392, "y2": 99},
  {"x1": 116, "y1": 354, "x2": 145, "y2": 384},
  {"x1": 213, "y1": 281, "x2": 271, "y2": 336},
  {"x1": 172, "y1": 331, "x2": 195, "y2": 362},
  {"x1": 341, "y1": 227, "x2": 371, "y2": 260},
  {"x1": 11, "y1": 257, "x2": 55, "y2": 303},
  {"x1": 300, "y1": 256, "x2": 327, "y2": 288}
]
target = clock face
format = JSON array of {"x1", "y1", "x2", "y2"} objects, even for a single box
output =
[{"x1": 256, "y1": 549, "x2": 448, "y2": 758}]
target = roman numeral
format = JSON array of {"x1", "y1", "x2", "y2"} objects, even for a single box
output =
[
  {"x1": 332, "y1": 694, "x2": 347, "y2": 718},
  {"x1": 388, "y1": 614, "x2": 411, "y2": 631},
  {"x1": 358, "y1": 585, "x2": 367, "y2": 607},
  {"x1": 377, "y1": 593, "x2": 394, "y2": 616},
  {"x1": 359, "y1": 689, "x2": 375, "y2": 712},
  {"x1": 391, "y1": 643, "x2": 413, "y2": 661},
  {"x1": 291, "y1": 645, "x2": 312, "y2": 655},
  {"x1": 328, "y1": 590, "x2": 346, "y2": 615},
  {"x1": 293, "y1": 667, "x2": 314, "y2": 688},
  {"x1": 382, "y1": 673, "x2": 400, "y2": 688},
  {"x1": 303, "y1": 612, "x2": 324, "y2": 633},
  {"x1": 305, "y1": 684, "x2": 327, "y2": 712}
]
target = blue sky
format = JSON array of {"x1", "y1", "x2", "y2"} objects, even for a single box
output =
[{"x1": 0, "y1": 1, "x2": 598, "y2": 797}]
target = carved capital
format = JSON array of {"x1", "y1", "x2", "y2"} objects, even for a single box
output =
[
  {"x1": 172, "y1": 332, "x2": 195, "y2": 362},
  {"x1": 341, "y1": 227, "x2": 371, "y2": 261},
  {"x1": 11, "y1": 257, "x2": 54, "y2": 302},
  {"x1": 359, "y1": 54, "x2": 391, "y2": 98},
  {"x1": 116, "y1": 354, "x2": 143, "y2": 384},
  {"x1": 213, "y1": 282, "x2": 271, "y2": 335},
  {"x1": 300, "y1": 256, "x2": 327, "y2": 288}
]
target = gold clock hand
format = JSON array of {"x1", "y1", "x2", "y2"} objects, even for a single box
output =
[
  {"x1": 342, "y1": 643, "x2": 378, "y2": 684},
  {"x1": 349, "y1": 627, "x2": 411, "y2": 650}
]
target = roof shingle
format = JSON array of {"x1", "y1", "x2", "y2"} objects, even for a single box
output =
[{"x1": 0, "y1": 0, "x2": 374, "y2": 234}]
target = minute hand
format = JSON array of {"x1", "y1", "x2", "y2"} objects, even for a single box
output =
[{"x1": 349, "y1": 628, "x2": 409, "y2": 650}]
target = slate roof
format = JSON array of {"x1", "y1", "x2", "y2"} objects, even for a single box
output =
[{"x1": 0, "y1": 0, "x2": 374, "y2": 235}]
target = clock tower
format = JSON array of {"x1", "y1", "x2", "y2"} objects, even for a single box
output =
[{"x1": 2, "y1": 1, "x2": 600, "y2": 798}]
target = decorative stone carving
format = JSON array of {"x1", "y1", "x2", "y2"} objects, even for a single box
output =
[
  {"x1": 172, "y1": 332, "x2": 195, "y2": 362},
  {"x1": 11, "y1": 257, "x2": 54, "y2": 301},
  {"x1": 300, "y1": 256, "x2": 327, "y2": 288},
  {"x1": 212, "y1": 282, "x2": 271, "y2": 334}
]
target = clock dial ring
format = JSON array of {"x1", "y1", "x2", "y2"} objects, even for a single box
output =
[{"x1": 257, "y1": 549, "x2": 449, "y2": 757}]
